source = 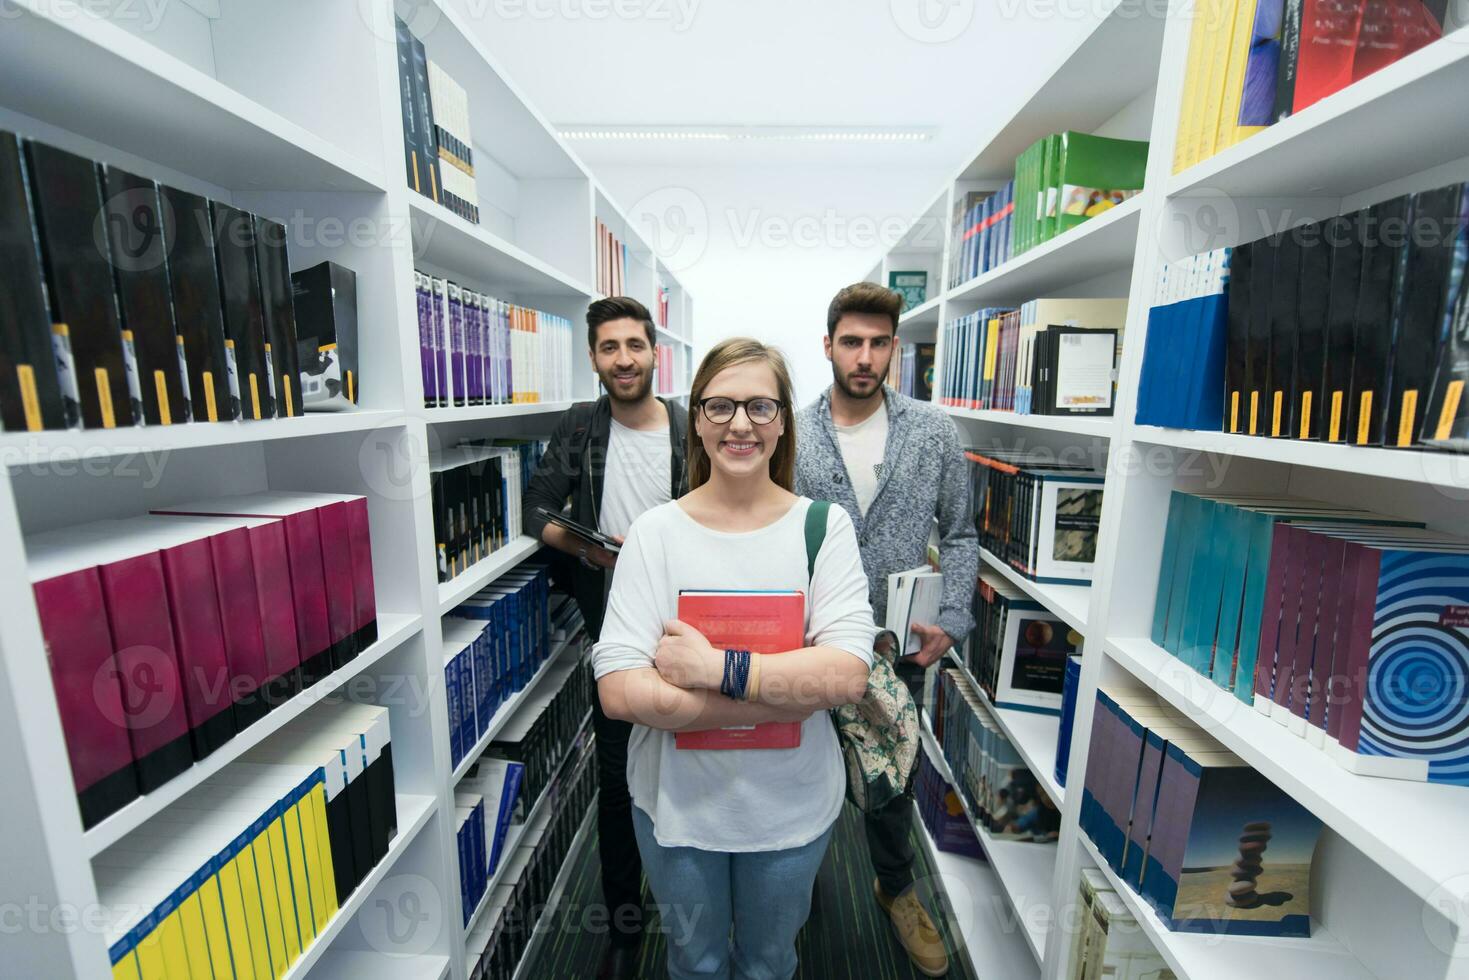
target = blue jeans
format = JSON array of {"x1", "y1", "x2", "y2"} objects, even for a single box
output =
[{"x1": 631, "y1": 805, "x2": 835, "y2": 980}]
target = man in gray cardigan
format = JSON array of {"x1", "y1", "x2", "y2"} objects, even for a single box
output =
[{"x1": 796, "y1": 282, "x2": 978, "y2": 978}]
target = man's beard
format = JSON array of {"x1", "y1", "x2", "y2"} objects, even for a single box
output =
[
  {"x1": 601, "y1": 365, "x2": 654, "y2": 403},
  {"x1": 833, "y1": 365, "x2": 883, "y2": 400}
]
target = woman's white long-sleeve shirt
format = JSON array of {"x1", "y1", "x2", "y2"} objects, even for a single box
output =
[{"x1": 591, "y1": 497, "x2": 877, "y2": 852}]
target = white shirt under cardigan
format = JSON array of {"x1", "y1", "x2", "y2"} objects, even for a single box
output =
[{"x1": 591, "y1": 497, "x2": 877, "y2": 852}]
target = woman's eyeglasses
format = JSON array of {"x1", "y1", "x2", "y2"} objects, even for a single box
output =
[{"x1": 698, "y1": 397, "x2": 783, "y2": 425}]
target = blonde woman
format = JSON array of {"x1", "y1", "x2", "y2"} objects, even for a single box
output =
[{"x1": 592, "y1": 338, "x2": 875, "y2": 980}]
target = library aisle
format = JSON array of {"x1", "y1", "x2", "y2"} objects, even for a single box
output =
[{"x1": 3, "y1": 1, "x2": 1469, "y2": 980}]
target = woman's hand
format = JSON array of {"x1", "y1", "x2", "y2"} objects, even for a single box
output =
[{"x1": 654, "y1": 619, "x2": 721, "y2": 690}]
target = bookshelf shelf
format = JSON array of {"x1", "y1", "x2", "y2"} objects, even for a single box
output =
[
  {"x1": 898, "y1": 295, "x2": 943, "y2": 332},
  {"x1": 312, "y1": 951, "x2": 451, "y2": 980},
  {"x1": 0, "y1": 2, "x2": 695, "y2": 978},
  {"x1": 449, "y1": 632, "x2": 586, "y2": 785},
  {"x1": 504, "y1": 801, "x2": 598, "y2": 980},
  {"x1": 437, "y1": 536, "x2": 544, "y2": 614},
  {"x1": 1167, "y1": 26, "x2": 1469, "y2": 200},
  {"x1": 944, "y1": 406, "x2": 1117, "y2": 440},
  {"x1": 1132, "y1": 424, "x2": 1469, "y2": 490},
  {"x1": 1105, "y1": 635, "x2": 1469, "y2": 911},
  {"x1": 945, "y1": 195, "x2": 1142, "y2": 309},
  {"x1": 83, "y1": 612, "x2": 423, "y2": 858},
  {"x1": 0, "y1": 0, "x2": 387, "y2": 195},
  {"x1": 947, "y1": 653, "x2": 1066, "y2": 807},
  {"x1": 462, "y1": 709, "x2": 593, "y2": 937},
  {"x1": 912, "y1": 815, "x2": 1042, "y2": 980},
  {"x1": 1077, "y1": 834, "x2": 1376, "y2": 980},
  {"x1": 0, "y1": 411, "x2": 410, "y2": 467},
  {"x1": 408, "y1": 196, "x2": 595, "y2": 299},
  {"x1": 919, "y1": 721, "x2": 1056, "y2": 962},
  {"x1": 980, "y1": 547, "x2": 1090, "y2": 633},
  {"x1": 280, "y1": 793, "x2": 439, "y2": 980}
]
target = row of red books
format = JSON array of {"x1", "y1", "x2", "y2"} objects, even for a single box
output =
[{"x1": 28, "y1": 491, "x2": 377, "y2": 830}]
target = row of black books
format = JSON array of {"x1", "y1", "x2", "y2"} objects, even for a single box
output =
[
  {"x1": 912, "y1": 747, "x2": 984, "y2": 859},
  {"x1": 963, "y1": 570, "x2": 1081, "y2": 715},
  {"x1": 966, "y1": 450, "x2": 1105, "y2": 585},
  {"x1": 928, "y1": 667, "x2": 1059, "y2": 842},
  {"x1": 457, "y1": 685, "x2": 592, "y2": 928},
  {"x1": 395, "y1": 17, "x2": 480, "y2": 223},
  {"x1": 27, "y1": 491, "x2": 377, "y2": 829},
  {"x1": 470, "y1": 734, "x2": 596, "y2": 980},
  {"x1": 1226, "y1": 182, "x2": 1469, "y2": 448},
  {"x1": 1153, "y1": 490, "x2": 1469, "y2": 785},
  {"x1": 887, "y1": 341, "x2": 935, "y2": 402},
  {"x1": 939, "y1": 299, "x2": 1128, "y2": 417},
  {"x1": 441, "y1": 560, "x2": 555, "y2": 769},
  {"x1": 430, "y1": 441, "x2": 544, "y2": 583},
  {"x1": 1081, "y1": 684, "x2": 1322, "y2": 937},
  {"x1": 0, "y1": 132, "x2": 356, "y2": 432},
  {"x1": 100, "y1": 702, "x2": 397, "y2": 978},
  {"x1": 481, "y1": 655, "x2": 594, "y2": 812}
]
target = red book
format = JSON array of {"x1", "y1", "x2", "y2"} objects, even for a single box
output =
[
  {"x1": 1293, "y1": 0, "x2": 1366, "y2": 114},
  {"x1": 345, "y1": 496, "x2": 379, "y2": 650},
  {"x1": 674, "y1": 590, "x2": 806, "y2": 750}
]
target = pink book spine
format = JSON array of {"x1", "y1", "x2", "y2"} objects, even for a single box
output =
[
  {"x1": 247, "y1": 521, "x2": 301, "y2": 682},
  {"x1": 345, "y1": 497, "x2": 377, "y2": 634},
  {"x1": 159, "y1": 537, "x2": 235, "y2": 746},
  {"x1": 1292, "y1": 529, "x2": 1330, "y2": 726},
  {"x1": 98, "y1": 553, "x2": 191, "y2": 766},
  {"x1": 1273, "y1": 525, "x2": 1310, "y2": 716},
  {"x1": 283, "y1": 511, "x2": 331, "y2": 669},
  {"x1": 1253, "y1": 523, "x2": 1295, "y2": 704},
  {"x1": 1333, "y1": 546, "x2": 1382, "y2": 752},
  {"x1": 32, "y1": 569, "x2": 138, "y2": 821},
  {"x1": 315, "y1": 502, "x2": 356, "y2": 655},
  {"x1": 207, "y1": 527, "x2": 269, "y2": 713}
]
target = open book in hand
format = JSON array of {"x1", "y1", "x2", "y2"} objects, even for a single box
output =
[
  {"x1": 886, "y1": 567, "x2": 943, "y2": 656},
  {"x1": 535, "y1": 507, "x2": 621, "y2": 553}
]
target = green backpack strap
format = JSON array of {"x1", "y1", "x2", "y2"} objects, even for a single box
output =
[{"x1": 804, "y1": 499, "x2": 831, "y2": 582}]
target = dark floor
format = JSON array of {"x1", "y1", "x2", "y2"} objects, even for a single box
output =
[{"x1": 522, "y1": 802, "x2": 980, "y2": 979}]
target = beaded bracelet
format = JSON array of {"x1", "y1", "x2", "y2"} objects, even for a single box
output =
[{"x1": 720, "y1": 648, "x2": 752, "y2": 700}]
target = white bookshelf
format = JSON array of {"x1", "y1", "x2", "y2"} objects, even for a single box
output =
[
  {"x1": 867, "y1": 2, "x2": 1469, "y2": 979},
  {"x1": 0, "y1": 2, "x2": 693, "y2": 979}
]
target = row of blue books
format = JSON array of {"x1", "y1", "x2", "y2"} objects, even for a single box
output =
[
  {"x1": 948, "y1": 182, "x2": 1016, "y2": 288},
  {"x1": 442, "y1": 561, "x2": 561, "y2": 770},
  {"x1": 1081, "y1": 685, "x2": 1322, "y2": 937},
  {"x1": 1135, "y1": 248, "x2": 1230, "y2": 431}
]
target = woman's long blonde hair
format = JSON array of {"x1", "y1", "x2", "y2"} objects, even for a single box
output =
[{"x1": 686, "y1": 338, "x2": 797, "y2": 492}]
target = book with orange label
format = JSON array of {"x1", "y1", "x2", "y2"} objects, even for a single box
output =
[{"x1": 674, "y1": 590, "x2": 806, "y2": 750}]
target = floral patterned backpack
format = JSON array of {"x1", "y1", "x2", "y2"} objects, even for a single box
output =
[{"x1": 805, "y1": 500, "x2": 920, "y2": 813}]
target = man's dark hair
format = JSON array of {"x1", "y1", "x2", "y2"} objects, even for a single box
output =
[
  {"x1": 587, "y1": 296, "x2": 656, "y2": 350},
  {"x1": 826, "y1": 281, "x2": 903, "y2": 337}
]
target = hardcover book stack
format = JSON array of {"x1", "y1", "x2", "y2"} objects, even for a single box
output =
[
  {"x1": 964, "y1": 569, "x2": 1082, "y2": 714},
  {"x1": 966, "y1": 450, "x2": 1106, "y2": 585},
  {"x1": 1011, "y1": 132, "x2": 1147, "y2": 258},
  {"x1": 595, "y1": 220, "x2": 629, "y2": 297},
  {"x1": 1080, "y1": 684, "x2": 1322, "y2": 937},
  {"x1": 1, "y1": 131, "x2": 308, "y2": 433},
  {"x1": 441, "y1": 560, "x2": 556, "y2": 770},
  {"x1": 913, "y1": 749, "x2": 984, "y2": 859},
  {"x1": 940, "y1": 298, "x2": 1127, "y2": 417},
  {"x1": 1154, "y1": 490, "x2": 1469, "y2": 784},
  {"x1": 1173, "y1": 0, "x2": 1450, "y2": 173},
  {"x1": 100, "y1": 703, "x2": 398, "y2": 979},
  {"x1": 1066, "y1": 868, "x2": 1175, "y2": 979},
  {"x1": 471, "y1": 735, "x2": 596, "y2": 980},
  {"x1": 1135, "y1": 247, "x2": 1231, "y2": 431},
  {"x1": 415, "y1": 272, "x2": 574, "y2": 409},
  {"x1": 928, "y1": 667, "x2": 1060, "y2": 842},
  {"x1": 1217, "y1": 183, "x2": 1469, "y2": 448},
  {"x1": 949, "y1": 185, "x2": 1015, "y2": 288},
  {"x1": 428, "y1": 440, "x2": 543, "y2": 583},
  {"x1": 395, "y1": 16, "x2": 481, "y2": 223},
  {"x1": 29, "y1": 492, "x2": 377, "y2": 830}
]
